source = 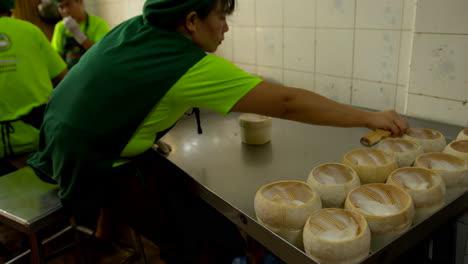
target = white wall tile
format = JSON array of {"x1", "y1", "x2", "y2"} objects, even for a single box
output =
[
  {"x1": 284, "y1": 28, "x2": 315, "y2": 72},
  {"x1": 256, "y1": 27, "x2": 283, "y2": 68},
  {"x1": 395, "y1": 85, "x2": 408, "y2": 114},
  {"x1": 231, "y1": 0, "x2": 255, "y2": 26},
  {"x1": 317, "y1": 0, "x2": 355, "y2": 28},
  {"x1": 96, "y1": 2, "x2": 124, "y2": 28},
  {"x1": 284, "y1": 0, "x2": 315, "y2": 27},
  {"x1": 398, "y1": 31, "x2": 413, "y2": 85},
  {"x1": 402, "y1": 0, "x2": 416, "y2": 30},
  {"x1": 410, "y1": 34, "x2": 468, "y2": 101},
  {"x1": 83, "y1": 0, "x2": 96, "y2": 15},
  {"x1": 407, "y1": 94, "x2": 468, "y2": 127},
  {"x1": 415, "y1": 0, "x2": 468, "y2": 34},
  {"x1": 316, "y1": 74, "x2": 352, "y2": 104},
  {"x1": 256, "y1": 0, "x2": 283, "y2": 27},
  {"x1": 354, "y1": 30, "x2": 400, "y2": 83},
  {"x1": 215, "y1": 29, "x2": 233, "y2": 61},
  {"x1": 352, "y1": 80, "x2": 397, "y2": 111},
  {"x1": 356, "y1": 0, "x2": 403, "y2": 29},
  {"x1": 122, "y1": 0, "x2": 144, "y2": 19},
  {"x1": 232, "y1": 26, "x2": 256, "y2": 64},
  {"x1": 316, "y1": 29, "x2": 353, "y2": 77},
  {"x1": 257, "y1": 66, "x2": 283, "y2": 85},
  {"x1": 284, "y1": 70, "x2": 315, "y2": 91},
  {"x1": 235, "y1": 63, "x2": 257, "y2": 76}
]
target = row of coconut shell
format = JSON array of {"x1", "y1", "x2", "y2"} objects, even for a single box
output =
[{"x1": 254, "y1": 127, "x2": 467, "y2": 263}]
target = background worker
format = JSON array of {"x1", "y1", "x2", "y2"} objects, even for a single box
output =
[
  {"x1": 51, "y1": 0, "x2": 109, "y2": 69},
  {"x1": 0, "y1": 0, "x2": 67, "y2": 175},
  {"x1": 28, "y1": 0, "x2": 409, "y2": 263}
]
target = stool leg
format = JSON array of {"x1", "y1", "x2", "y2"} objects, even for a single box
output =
[
  {"x1": 28, "y1": 233, "x2": 45, "y2": 264},
  {"x1": 70, "y1": 217, "x2": 87, "y2": 264}
]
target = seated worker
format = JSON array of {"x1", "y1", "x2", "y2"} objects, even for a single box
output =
[
  {"x1": 28, "y1": 0, "x2": 409, "y2": 263},
  {"x1": 0, "y1": 0, "x2": 67, "y2": 176},
  {"x1": 51, "y1": 0, "x2": 109, "y2": 69}
]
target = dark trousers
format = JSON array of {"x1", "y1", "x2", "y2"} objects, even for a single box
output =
[{"x1": 101, "y1": 150, "x2": 245, "y2": 264}]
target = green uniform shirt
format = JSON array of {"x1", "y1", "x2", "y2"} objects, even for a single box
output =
[
  {"x1": 0, "y1": 17, "x2": 66, "y2": 158},
  {"x1": 121, "y1": 54, "x2": 262, "y2": 157},
  {"x1": 51, "y1": 14, "x2": 109, "y2": 55}
]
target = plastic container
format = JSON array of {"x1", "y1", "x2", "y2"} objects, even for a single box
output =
[{"x1": 239, "y1": 114, "x2": 272, "y2": 145}]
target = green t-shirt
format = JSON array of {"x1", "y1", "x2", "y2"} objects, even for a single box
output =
[
  {"x1": 51, "y1": 14, "x2": 109, "y2": 55},
  {"x1": 0, "y1": 17, "x2": 66, "y2": 158},
  {"x1": 121, "y1": 54, "x2": 262, "y2": 157}
]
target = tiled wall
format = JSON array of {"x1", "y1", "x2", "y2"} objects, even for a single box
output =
[
  {"x1": 407, "y1": 0, "x2": 468, "y2": 127},
  {"x1": 86, "y1": 0, "x2": 468, "y2": 127}
]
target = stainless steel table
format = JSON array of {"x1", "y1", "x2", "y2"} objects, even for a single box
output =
[{"x1": 162, "y1": 109, "x2": 465, "y2": 264}]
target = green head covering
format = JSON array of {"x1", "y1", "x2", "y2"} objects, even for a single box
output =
[
  {"x1": 143, "y1": 0, "x2": 212, "y2": 29},
  {"x1": 0, "y1": 0, "x2": 15, "y2": 12}
]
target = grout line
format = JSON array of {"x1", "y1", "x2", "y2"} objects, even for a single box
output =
[
  {"x1": 253, "y1": 0, "x2": 258, "y2": 75},
  {"x1": 313, "y1": 0, "x2": 318, "y2": 92},
  {"x1": 235, "y1": 25, "x2": 413, "y2": 32},
  {"x1": 407, "y1": 92, "x2": 468, "y2": 103},
  {"x1": 350, "y1": 0, "x2": 358, "y2": 105},
  {"x1": 393, "y1": 0, "x2": 405, "y2": 111},
  {"x1": 414, "y1": 32, "x2": 468, "y2": 36},
  {"x1": 281, "y1": 0, "x2": 285, "y2": 85}
]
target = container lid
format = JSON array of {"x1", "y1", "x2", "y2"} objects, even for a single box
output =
[{"x1": 239, "y1": 113, "x2": 272, "y2": 128}]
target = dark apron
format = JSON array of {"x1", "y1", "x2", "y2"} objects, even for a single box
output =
[{"x1": 62, "y1": 14, "x2": 89, "y2": 69}]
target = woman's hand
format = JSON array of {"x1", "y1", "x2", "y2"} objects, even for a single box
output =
[{"x1": 365, "y1": 110, "x2": 409, "y2": 137}]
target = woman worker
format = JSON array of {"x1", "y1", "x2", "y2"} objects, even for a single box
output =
[{"x1": 28, "y1": 0, "x2": 409, "y2": 263}]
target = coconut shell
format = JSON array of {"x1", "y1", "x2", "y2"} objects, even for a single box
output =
[
  {"x1": 387, "y1": 167, "x2": 445, "y2": 224},
  {"x1": 414, "y1": 152, "x2": 468, "y2": 202},
  {"x1": 402, "y1": 128, "x2": 446, "y2": 153},
  {"x1": 307, "y1": 163, "x2": 361, "y2": 208},
  {"x1": 342, "y1": 148, "x2": 398, "y2": 184},
  {"x1": 377, "y1": 138, "x2": 423, "y2": 167},
  {"x1": 254, "y1": 180, "x2": 322, "y2": 248},
  {"x1": 345, "y1": 183, "x2": 414, "y2": 250},
  {"x1": 303, "y1": 208, "x2": 371, "y2": 264},
  {"x1": 443, "y1": 140, "x2": 468, "y2": 160},
  {"x1": 457, "y1": 128, "x2": 468, "y2": 141}
]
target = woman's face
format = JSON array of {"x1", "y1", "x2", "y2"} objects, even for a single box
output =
[{"x1": 191, "y1": 4, "x2": 230, "y2": 53}]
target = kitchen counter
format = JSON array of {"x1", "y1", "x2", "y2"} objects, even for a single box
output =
[{"x1": 162, "y1": 109, "x2": 465, "y2": 263}]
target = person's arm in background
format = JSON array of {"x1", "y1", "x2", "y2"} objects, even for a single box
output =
[
  {"x1": 231, "y1": 81, "x2": 409, "y2": 136},
  {"x1": 63, "y1": 16, "x2": 109, "y2": 50}
]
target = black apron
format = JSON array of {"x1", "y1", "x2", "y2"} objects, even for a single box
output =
[{"x1": 62, "y1": 14, "x2": 89, "y2": 69}]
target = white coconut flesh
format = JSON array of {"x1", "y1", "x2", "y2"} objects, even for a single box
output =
[
  {"x1": 346, "y1": 149, "x2": 394, "y2": 166},
  {"x1": 416, "y1": 153, "x2": 465, "y2": 171},
  {"x1": 349, "y1": 186, "x2": 403, "y2": 216},
  {"x1": 308, "y1": 210, "x2": 360, "y2": 242},
  {"x1": 378, "y1": 139, "x2": 423, "y2": 167},
  {"x1": 379, "y1": 139, "x2": 419, "y2": 153},
  {"x1": 392, "y1": 170, "x2": 433, "y2": 190},
  {"x1": 262, "y1": 183, "x2": 312, "y2": 206},
  {"x1": 313, "y1": 164, "x2": 354, "y2": 185},
  {"x1": 457, "y1": 129, "x2": 468, "y2": 141}
]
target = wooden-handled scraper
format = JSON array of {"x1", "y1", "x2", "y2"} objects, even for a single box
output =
[{"x1": 360, "y1": 129, "x2": 392, "y2": 147}]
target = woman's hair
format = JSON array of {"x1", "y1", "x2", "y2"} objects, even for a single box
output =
[
  {"x1": 143, "y1": 0, "x2": 236, "y2": 30},
  {"x1": 196, "y1": 0, "x2": 235, "y2": 20}
]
